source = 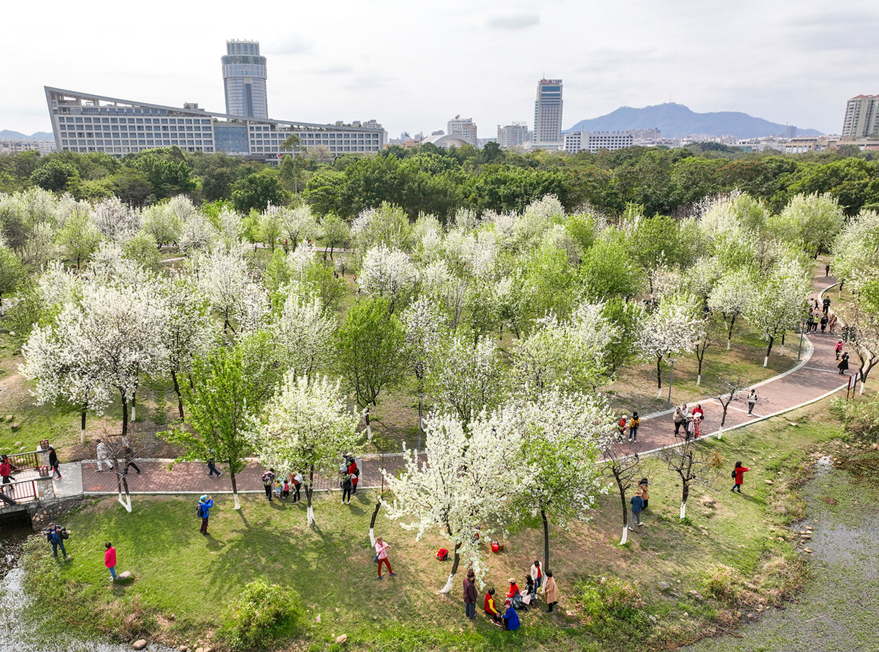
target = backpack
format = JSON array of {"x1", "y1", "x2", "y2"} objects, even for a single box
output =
[
  {"x1": 354, "y1": 466, "x2": 360, "y2": 477},
  {"x1": 196, "y1": 503, "x2": 205, "y2": 518},
  {"x1": 437, "y1": 548, "x2": 449, "y2": 561},
  {"x1": 731, "y1": 469, "x2": 737, "y2": 479}
]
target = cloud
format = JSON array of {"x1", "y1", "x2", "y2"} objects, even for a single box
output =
[
  {"x1": 313, "y1": 64, "x2": 354, "y2": 75},
  {"x1": 486, "y1": 13, "x2": 540, "y2": 30},
  {"x1": 266, "y1": 37, "x2": 314, "y2": 56}
]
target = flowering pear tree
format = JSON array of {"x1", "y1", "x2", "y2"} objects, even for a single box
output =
[
  {"x1": 159, "y1": 277, "x2": 216, "y2": 419},
  {"x1": 743, "y1": 256, "x2": 810, "y2": 366},
  {"x1": 92, "y1": 197, "x2": 140, "y2": 243},
  {"x1": 832, "y1": 209, "x2": 879, "y2": 290},
  {"x1": 427, "y1": 335, "x2": 503, "y2": 427},
  {"x1": 382, "y1": 408, "x2": 530, "y2": 592},
  {"x1": 708, "y1": 270, "x2": 753, "y2": 349},
  {"x1": 358, "y1": 244, "x2": 418, "y2": 314},
  {"x1": 602, "y1": 441, "x2": 643, "y2": 545},
  {"x1": 274, "y1": 291, "x2": 337, "y2": 379},
  {"x1": 196, "y1": 245, "x2": 251, "y2": 336},
  {"x1": 659, "y1": 438, "x2": 722, "y2": 520},
  {"x1": 401, "y1": 296, "x2": 445, "y2": 439},
  {"x1": 248, "y1": 372, "x2": 359, "y2": 526},
  {"x1": 636, "y1": 293, "x2": 702, "y2": 393},
  {"x1": 513, "y1": 389, "x2": 613, "y2": 571},
  {"x1": 281, "y1": 205, "x2": 320, "y2": 245}
]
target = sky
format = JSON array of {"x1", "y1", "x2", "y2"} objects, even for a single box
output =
[{"x1": 2, "y1": 0, "x2": 877, "y2": 138}]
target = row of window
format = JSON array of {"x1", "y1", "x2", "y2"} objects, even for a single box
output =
[
  {"x1": 61, "y1": 139, "x2": 212, "y2": 147},
  {"x1": 57, "y1": 116, "x2": 211, "y2": 125},
  {"x1": 251, "y1": 145, "x2": 380, "y2": 153},
  {"x1": 64, "y1": 146, "x2": 212, "y2": 153},
  {"x1": 60, "y1": 125, "x2": 206, "y2": 134}
]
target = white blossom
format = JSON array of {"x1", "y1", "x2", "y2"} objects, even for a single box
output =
[
  {"x1": 358, "y1": 244, "x2": 418, "y2": 310},
  {"x1": 428, "y1": 335, "x2": 503, "y2": 425},
  {"x1": 637, "y1": 293, "x2": 703, "y2": 388},
  {"x1": 273, "y1": 290, "x2": 337, "y2": 378},
  {"x1": 92, "y1": 197, "x2": 140, "y2": 243}
]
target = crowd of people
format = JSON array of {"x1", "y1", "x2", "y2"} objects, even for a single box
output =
[{"x1": 476, "y1": 561, "x2": 558, "y2": 630}]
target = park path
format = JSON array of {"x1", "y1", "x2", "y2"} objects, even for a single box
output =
[{"x1": 58, "y1": 267, "x2": 850, "y2": 497}]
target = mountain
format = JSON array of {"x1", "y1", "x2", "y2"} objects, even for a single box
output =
[
  {"x1": 566, "y1": 103, "x2": 822, "y2": 139},
  {"x1": 0, "y1": 130, "x2": 54, "y2": 140}
]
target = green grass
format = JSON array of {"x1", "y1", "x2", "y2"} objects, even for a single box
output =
[{"x1": 19, "y1": 399, "x2": 847, "y2": 651}]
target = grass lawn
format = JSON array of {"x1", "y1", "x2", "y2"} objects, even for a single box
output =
[{"x1": 20, "y1": 399, "x2": 847, "y2": 651}]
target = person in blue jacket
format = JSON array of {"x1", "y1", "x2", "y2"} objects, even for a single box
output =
[
  {"x1": 502, "y1": 598, "x2": 520, "y2": 631},
  {"x1": 198, "y1": 494, "x2": 214, "y2": 536}
]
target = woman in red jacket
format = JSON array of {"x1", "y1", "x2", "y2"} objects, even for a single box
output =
[
  {"x1": 347, "y1": 458, "x2": 359, "y2": 495},
  {"x1": 731, "y1": 461, "x2": 750, "y2": 493},
  {"x1": 484, "y1": 588, "x2": 502, "y2": 625}
]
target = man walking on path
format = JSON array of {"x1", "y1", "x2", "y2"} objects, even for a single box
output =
[
  {"x1": 823, "y1": 297, "x2": 831, "y2": 316},
  {"x1": 838, "y1": 352, "x2": 850, "y2": 375},
  {"x1": 747, "y1": 389, "x2": 758, "y2": 416},
  {"x1": 262, "y1": 469, "x2": 275, "y2": 502},
  {"x1": 673, "y1": 406, "x2": 685, "y2": 436},
  {"x1": 46, "y1": 524, "x2": 68, "y2": 560},
  {"x1": 122, "y1": 446, "x2": 141, "y2": 476},
  {"x1": 198, "y1": 494, "x2": 213, "y2": 535},
  {"x1": 48, "y1": 446, "x2": 62, "y2": 480},
  {"x1": 374, "y1": 537, "x2": 395, "y2": 579},
  {"x1": 104, "y1": 542, "x2": 117, "y2": 581},
  {"x1": 836, "y1": 341, "x2": 844, "y2": 361},
  {"x1": 207, "y1": 457, "x2": 221, "y2": 478},
  {"x1": 463, "y1": 569, "x2": 478, "y2": 619},
  {"x1": 96, "y1": 439, "x2": 111, "y2": 472}
]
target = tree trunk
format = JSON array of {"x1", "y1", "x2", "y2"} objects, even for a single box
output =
[
  {"x1": 764, "y1": 334, "x2": 774, "y2": 368},
  {"x1": 369, "y1": 500, "x2": 381, "y2": 546},
  {"x1": 656, "y1": 357, "x2": 663, "y2": 390},
  {"x1": 306, "y1": 464, "x2": 315, "y2": 526},
  {"x1": 680, "y1": 483, "x2": 690, "y2": 520},
  {"x1": 120, "y1": 470, "x2": 132, "y2": 513},
  {"x1": 541, "y1": 508, "x2": 550, "y2": 573},
  {"x1": 80, "y1": 407, "x2": 87, "y2": 444},
  {"x1": 120, "y1": 390, "x2": 129, "y2": 439},
  {"x1": 618, "y1": 482, "x2": 629, "y2": 545},
  {"x1": 680, "y1": 501, "x2": 687, "y2": 520},
  {"x1": 171, "y1": 369, "x2": 184, "y2": 420},
  {"x1": 439, "y1": 541, "x2": 462, "y2": 594},
  {"x1": 726, "y1": 314, "x2": 736, "y2": 350},
  {"x1": 230, "y1": 464, "x2": 241, "y2": 510},
  {"x1": 696, "y1": 348, "x2": 706, "y2": 387},
  {"x1": 130, "y1": 394, "x2": 136, "y2": 423}
]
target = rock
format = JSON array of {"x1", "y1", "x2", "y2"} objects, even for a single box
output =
[
  {"x1": 565, "y1": 610, "x2": 575, "y2": 617},
  {"x1": 747, "y1": 613, "x2": 755, "y2": 619},
  {"x1": 699, "y1": 495, "x2": 716, "y2": 507},
  {"x1": 132, "y1": 641, "x2": 147, "y2": 651},
  {"x1": 683, "y1": 612, "x2": 689, "y2": 617},
  {"x1": 658, "y1": 582, "x2": 671, "y2": 591},
  {"x1": 116, "y1": 571, "x2": 133, "y2": 581},
  {"x1": 777, "y1": 537, "x2": 785, "y2": 541},
  {"x1": 334, "y1": 635, "x2": 348, "y2": 644},
  {"x1": 689, "y1": 590, "x2": 704, "y2": 600},
  {"x1": 13, "y1": 440, "x2": 20, "y2": 446},
  {"x1": 648, "y1": 615, "x2": 657, "y2": 624},
  {"x1": 765, "y1": 479, "x2": 774, "y2": 485},
  {"x1": 315, "y1": 614, "x2": 321, "y2": 623},
  {"x1": 804, "y1": 548, "x2": 813, "y2": 553},
  {"x1": 5, "y1": 416, "x2": 13, "y2": 423},
  {"x1": 178, "y1": 647, "x2": 188, "y2": 651},
  {"x1": 11, "y1": 424, "x2": 20, "y2": 431}
]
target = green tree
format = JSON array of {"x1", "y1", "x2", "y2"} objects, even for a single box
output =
[
  {"x1": 56, "y1": 210, "x2": 101, "y2": 269},
  {"x1": 232, "y1": 171, "x2": 291, "y2": 213},
  {"x1": 129, "y1": 151, "x2": 197, "y2": 199},
  {"x1": 163, "y1": 333, "x2": 286, "y2": 510},
  {"x1": 0, "y1": 245, "x2": 25, "y2": 306},
  {"x1": 334, "y1": 296, "x2": 406, "y2": 411},
  {"x1": 30, "y1": 160, "x2": 79, "y2": 192},
  {"x1": 580, "y1": 228, "x2": 643, "y2": 299},
  {"x1": 302, "y1": 167, "x2": 346, "y2": 217}
]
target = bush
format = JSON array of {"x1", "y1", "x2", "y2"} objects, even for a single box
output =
[
  {"x1": 579, "y1": 576, "x2": 644, "y2": 618},
  {"x1": 218, "y1": 579, "x2": 304, "y2": 650},
  {"x1": 830, "y1": 396, "x2": 879, "y2": 443},
  {"x1": 702, "y1": 564, "x2": 741, "y2": 603}
]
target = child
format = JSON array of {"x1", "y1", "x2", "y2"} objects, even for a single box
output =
[
  {"x1": 282, "y1": 478, "x2": 290, "y2": 499},
  {"x1": 617, "y1": 415, "x2": 628, "y2": 443},
  {"x1": 274, "y1": 479, "x2": 282, "y2": 500},
  {"x1": 105, "y1": 542, "x2": 117, "y2": 581},
  {"x1": 628, "y1": 411, "x2": 640, "y2": 442},
  {"x1": 731, "y1": 461, "x2": 750, "y2": 493}
]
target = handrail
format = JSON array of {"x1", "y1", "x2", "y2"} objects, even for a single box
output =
[{"x1": 0, "y1": 478, "x2": 38, "y2": 504}]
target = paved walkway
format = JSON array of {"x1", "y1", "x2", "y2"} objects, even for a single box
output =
[{"x1": 42, "y1": 269, "x2": 851, "y2": 499}]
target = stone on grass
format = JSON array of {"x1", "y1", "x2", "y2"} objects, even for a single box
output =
[
  {"x1": 689, "y1": 590, "x2": 704, "y2": 600},
  {"x1": 116, "y1": 571, "x2": 133, "y2": 582},
  {"x1": 658, "y1": 582, "x2": 671, "y2": 591},
  {"x1": 765, "y1": 479, "x2": 774, "y2": 485},
  {"x1": 699, "y1": 495, "x2": 716, "y2": 507},
  {"x1": 315, "y1": 614, "x2": 321, "y2": 623},
  {"x1": 132, "y1": 641, "x2": 147, "y2": 650},
  {"x1": 335, "y1": 634, "x2": 348, "y2": 644},
  {"x1": 565, "y1": 610, "x2": 575, "y2": 617}
]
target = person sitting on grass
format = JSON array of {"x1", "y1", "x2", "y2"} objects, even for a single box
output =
[
  {"x1": 484, "y1": 588, "x2": 502, "y2": 626},
  {"x1": 502, "y1": 599, "x2": 520, "y2": 631}
]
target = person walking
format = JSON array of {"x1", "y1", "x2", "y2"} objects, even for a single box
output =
[
  {"x1": 122, "y1": 446, "x2": 141, "y2": 476},
  {"x1": 347, "y1": 457, "x2": 360, "y2": 494},
  {"x1": 731, "y1": 462, "x2": 750, "y2": 493},
  {"x1": 463, "y1": 569, "x2": 478, "y2": 619},
  {"x1": 47, "y1": 446, "x2": 62, "y2": 480},
  {"x1": 207, "y1": 457, "x2": 221, "y2": 478},
  {"x1": 628, "y1": 411, "x2": 640, "y2": 442},
  {"x1": 1, "y1": 454, "x2": 15, "y2": 486},
  {"x1": 530, "y1": 560, "x2": 543, "y2": 593},
  {"x1": 835, "y1": 340, "x2": 844, "y2": 361},
  {"x1": 340, "y1": 471, "x2": 353, "y2": 505},
  {"x1": 823, "y1": 296, "x2": 831, "y2": 315},
  {"x1": 374, "y1": 537, "x2": 395, "y2": 579},
  {"x1": 46, "y1": 523, "x2": 68, "y2": 560},
  {"x1": 629, "y1": 492, "x2": 644, "y2": 529},
  {"x1": 747, "y1": 389, "x2": 758, "y2": 415},
  {"x1": 636, "y1": 478, "x2": 649, "y2": 511},
  {"x1": 291, "y1": 471, "x2": 302, "y2": 503},
  {"x1": 828, "y1": 314, "x2": 838, "y2": 334},
  {"x1": 95, "y1": 439, "x2": 111, "y2": 472},
  {"x1": 544, "y1": 571, "x2": 559, "y2": 613},
  {"x1": 261, "y1": 468, "x2": 275, "y2": 502},
  {"x1": 674, "y1": 405, "x2": 686, "y2": 436},
  {"x1": 820, "y1": 315, "x2": 828, "y2": 333},
  {"x1": 825, "y1": 263, "x2": 831, "y2": 277},
  {"x1": 838, "y1": 352, "x2": 850, "y2": 375},
  {"x1": 617, "y1": 415, "x2": 628, "y2": 443},
  {"x1": 198, "y1": 494, "x2": 213, "y2": 535},
  {"x1": 484, "y1": 588, "x2": 502, "y2": 625},
  {"x1": 104, "y1": 542, "x2": 117, "y2": 581}
]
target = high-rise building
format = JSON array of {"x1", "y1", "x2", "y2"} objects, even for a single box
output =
[
  {"x1": 841, "y1": 95, "x2": 879, "y2": 139},
  {"x1": 222, "y1": 40, "x2": 268, "y2": 119},
  {"x1": 447, "y1": 116, "x2": 478, "y2": 146},
  {"x1": 497, "y1": 122, "x2": 530, "y2": 148},
  {"x1": 533, "y1": 79, "x2": 563, "y2": 149}
]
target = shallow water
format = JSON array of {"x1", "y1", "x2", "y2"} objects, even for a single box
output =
[{"x1": 685, "y1": 456, "x2": 879, "y2": 652}]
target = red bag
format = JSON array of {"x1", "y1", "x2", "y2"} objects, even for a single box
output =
[
  {"x1": 436, "y1": 548, "x2": 449, "y2": 561},
  {"x1": 491, "y1": 540, "x2": 502, "y2": 553}
]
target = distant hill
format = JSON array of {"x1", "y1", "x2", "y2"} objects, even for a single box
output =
[
  {"x1": 566, "y1": 103, "x2": 822, "y2": 139},
  {"x1": 0, "y1": 130, "x2": 54, "y2": 140}
]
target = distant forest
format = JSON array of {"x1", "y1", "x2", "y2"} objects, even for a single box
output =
[{"x1": 2, "y1": 141, "x2": 878, "y2": 219}]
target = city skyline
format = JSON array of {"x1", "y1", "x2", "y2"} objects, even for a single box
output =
[{"x1": 2, "y1": 0, "x2": 877, "y2": 138}]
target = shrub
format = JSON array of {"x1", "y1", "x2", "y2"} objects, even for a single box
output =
[
  {"x1": 830, "y1": 395, "x2": 879, "y2": 443},
  {"x1": 579, "y1": 576, "x2": 644, "y2": 618},
  {"x1": 218, "y1": 578, "x2": 304, "y2": 650},
  {"x1": 702, "y1": 564, "x2": 741, "y2": 603}
]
